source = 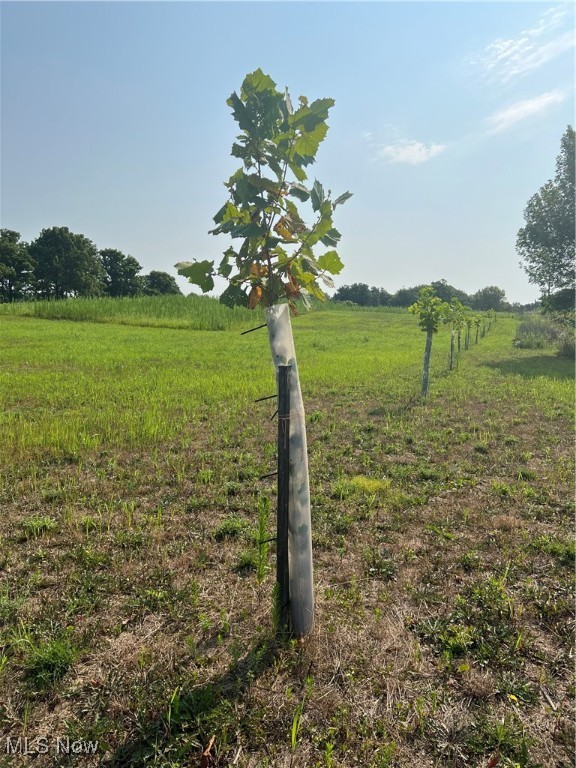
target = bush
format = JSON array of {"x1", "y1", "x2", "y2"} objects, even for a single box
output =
[{"x1": 513, "y1": 316, "x2": 560, "y2": 349}]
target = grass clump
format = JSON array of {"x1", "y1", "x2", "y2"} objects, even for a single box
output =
[{"x1": 24, "y1": 636, "x2": 77, "y2": 690}]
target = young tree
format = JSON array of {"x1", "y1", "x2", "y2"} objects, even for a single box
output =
[
  {"x1": 29, "y1": 226, "x2": 103, "y2": 299},
  {"x1": 517, "y1": 126, "x2": 575, "y2": 300},
  {"x1": 100, "y1": 248, "x2": 142, "y2": 297},
  {"x1": 443, "y1": 298, "x2": 466, "y2": 370},
  {"x1": 0, "y1": 229, "x2": 36, "y2": 302},
  {"x1": 408, "y1": 287, "x2": 446, "y2": 398},
  {"x1": 473, "y1": 315, "x2": 482, "y2": 344},
  {"x1": 176, "y1": 69, "x2": 350, "y2": 636},
  {"x1": 464, "y1": 313, "x2": 473, "y2": 351}
]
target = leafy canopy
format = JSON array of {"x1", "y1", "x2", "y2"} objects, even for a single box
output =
[
  {"x1": 517, "y1": 126, "x2": 575, "y2": 297},
  {"x1": 408, "y1": 286, "x2": 446, "y2": 334},
  {"x1": 176, "y1": 69, "x2": 352, "y2": 310}
]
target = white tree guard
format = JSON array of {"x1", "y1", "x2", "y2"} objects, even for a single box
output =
[{"x1": 265, "y1": 304, "x2": 314, "y2": 636}]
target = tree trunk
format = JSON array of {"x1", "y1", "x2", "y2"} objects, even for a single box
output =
[
  {"x1": 265, "y1": 304, "x2": 314, "y2": 637},
  {"x1": 449, "y1": 329, "x2": 455, "y2": 371},
  {"x1": 422, "y1": 330, "x2": 433, "y2": 398}
]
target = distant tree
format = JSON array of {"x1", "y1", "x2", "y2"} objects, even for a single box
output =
[
  {"x1": 369, "y1": 286, "x2": 391, "y2": 306},
  {"x1": 390, "y1": 286, "x2": 422, "y2": 307},
  {"x1": 431, "y1": 279, "x2": 471, "y2": 306},
  {"x1": 0, "y1": 229, "x2": 36, "y2": 302},
  {"x1": 29, "y1": 226, "x2": 103, "y2": 299},
  {"x1": 141, "y1": 270, "x2": 182, "y2": 296},
  {"x1": 517, "y1": 126, "x2": 575, "y2": 301},
  {"x1": 333, "y1": 283, "x2": 370, "y2": 305},
  {"x1": 472, "y1": 285, "x2": 507, "y2": 311},
  {"x1": 100, "y1": 248, "x2": 142, "y2": 297}
]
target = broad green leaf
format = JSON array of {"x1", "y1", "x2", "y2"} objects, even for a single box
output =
[
  {"x1": 219, "y1": 283, "x2": 248, "y2": 308},
  {"x1": 320, "y1": 228, "x2": 341, "y2": 247},
  {"x1": 310, "y1": 180, "x2": 325, "y2": 212},
  {"x1": 288, "y1": 183, "x2": 310, "y2": 202},
  {"x1": 213, "y1": 201, "x2": 240, "y2": 225},
  {"x1": 175, "y1": 260, "x2": 215, "y2": 293},
  {"x1": 230, "y1": 221, "x2": 267, "y2": 238},
  {"x1": 317, "y1": 250, "x2": 344, "y2": 275},
  {"x1": 226, "y1": 92, "x2": 254, "y2": 132},
  {"x1": 247, "y1": 174, "x2": 281, "y2": 195},
  {"x1": 241, "y1": 68, "x2": 278, "y2": 97},
  {"x1": 218, "y1": 255, "x2": 233, "y2": 279},
  {"x1": 288, "y1": 161, "x2": 307, "y2": 182},
  {"x1": 333, "y1": 191, "x2": 353, "y2": 207},
  {"x1": 306, "y1": 214, "x2": 333, "y2": 247},
  {"x1": 293, "y1": 123, "x2": 328, "y2": 160}
]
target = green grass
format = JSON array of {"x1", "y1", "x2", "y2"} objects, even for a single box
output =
[{"x1": 0, "y1": 301, "x2": 573, "y2": 767}]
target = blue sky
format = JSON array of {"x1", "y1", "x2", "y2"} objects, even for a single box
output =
[{"x1": 1, "y1": 1, "x2": 574, "y2": 304}]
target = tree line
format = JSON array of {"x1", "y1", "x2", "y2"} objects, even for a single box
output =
[
  {"x1": 332, "y1": 280, "x2": 516, "y2": 312},
  {"x1": 0, "y1": 226, "x2": 182, "y2": 303}
]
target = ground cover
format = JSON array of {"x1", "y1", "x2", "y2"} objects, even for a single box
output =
[{"x1": 0, "y1": 305, "x2": 573, "y2": 767}]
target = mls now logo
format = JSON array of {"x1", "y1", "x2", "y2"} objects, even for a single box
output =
[{"x1": 5, "y1": 737, "x2": 98, "y2": 755}]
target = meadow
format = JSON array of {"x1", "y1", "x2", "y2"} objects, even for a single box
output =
[{"x1": 0, "y1": 298, "x2": 573, "y2": 768}]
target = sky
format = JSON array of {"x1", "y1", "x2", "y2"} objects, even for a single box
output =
[{"x1": 1, "y1": 1, "x2": 574, "y2": 304}]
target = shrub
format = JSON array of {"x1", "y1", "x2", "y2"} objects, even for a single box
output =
[{"x1": 513, "y1": 315, "x2": 559, "y2": 349}]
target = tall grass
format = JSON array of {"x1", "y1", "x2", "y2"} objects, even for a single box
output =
[{"x1": 0, "y1": 294, "x2": 263, "y2": 331}]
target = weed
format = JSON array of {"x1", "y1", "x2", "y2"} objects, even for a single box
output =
[
  {"x1": 21, "y1": 515, "x2": 57, "y2": 539},
  {"x1": 214, "y1": 514, "x2": 250, "y2": 541}
]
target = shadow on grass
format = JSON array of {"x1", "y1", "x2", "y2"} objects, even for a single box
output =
[
  {"x1": 102, "y1": 633, "x2": 280, "y2": 767},
  {"x1": 484, "y1": 355, "x2": 574, "y2": 381}
]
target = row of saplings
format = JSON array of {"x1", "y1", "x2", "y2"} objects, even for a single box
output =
[{"x1": 408, "y1": 286, "x2": 497, "y2": 398}]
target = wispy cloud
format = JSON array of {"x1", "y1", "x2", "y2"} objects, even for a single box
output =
[
  {"x1": 476, "y1": 6, "x2": 574, "y2": 84},
  {"x1": 485, "y1": 89, "x2": 565, "y2": 134},
  {"x1": 376, "y1": 139, "x2": 447, "y2": 165}
]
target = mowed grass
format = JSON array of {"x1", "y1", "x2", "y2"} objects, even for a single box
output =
[{"x1": 0, "y1": 303, "x2": 573, "y2": 768}]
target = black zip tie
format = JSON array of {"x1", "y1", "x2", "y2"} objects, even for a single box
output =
[
  {"x1": 270, "y1": 409, "x2": 278, "y2": 420},
  {"x1": 255, "y1": 394, "x2": 277, "y2": 403},
  {"x1": 259, "y1": 471, "x2": 278, "y2": 480},
  {"x1": 259, "y1": 536, "x2": 277, "y2": 545},
  {"x1": 240, "y1": 323, "x2": 267, "y2": 336}
]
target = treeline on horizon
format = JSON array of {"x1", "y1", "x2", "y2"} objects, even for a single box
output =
[
  {"x1": 330, "y1": 280, "x2": 534, "y2": 312},
  {"x1": 0, "y1": 226, "x2": 183, "y2": 303},
  {"x1": 1, "y1": 225, "x2": 527, "y2": 313}
]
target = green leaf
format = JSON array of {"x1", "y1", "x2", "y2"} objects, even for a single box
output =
[
  {"x1": 317, "y1": 250, "x2": 344, "y2": 275},
  {"x1": 218, "y1": 256, "x2": 233, "y2": 279},
  {"x1": 288, "y1": 161, "x2": 307, "y2": 182},
  {"x1": 320, "y1": 228, "x2": 341, "y2": 247},
  {"x1": 241, "y1": 68, "x2": 278, "y2": 97},
  {"x1": 293, "y1": 123, "x2": 328, "y2": 160},
  {"x1": 333, "y1": 191, "x2": 353, "y2": 207},
  {"x1": 175, "y1": 260, "x2": 215, "y2": 293},
  {"x1": 226, "y1": 92, "x2": 254, "y2": 132},
  {"x1": 219, "y1": 283, "x2": 248, "y2": 308},
  {"x1": 230, "y1": 221, "x2": 267, "y2": 238},
  {"x1": 288, "y1": 183, "x2": 310, "y2": 202},
  {"x1": 213, "y1": 201, "x2": 240, "y2": 225},
  {"x1": 310, "y1": 180, "x2": 325, "y2": 212},
  {"x1": 247, "y1": 174, "x2": 282, "y2": 195}
]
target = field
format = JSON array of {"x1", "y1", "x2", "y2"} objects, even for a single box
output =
[{"x1": 0, "y1": 299, "x2": 573, "y2": 768}]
